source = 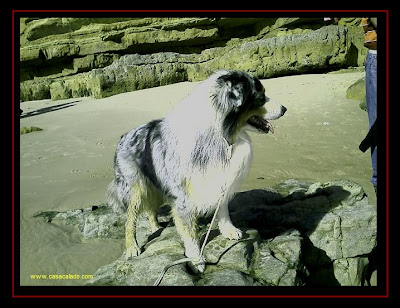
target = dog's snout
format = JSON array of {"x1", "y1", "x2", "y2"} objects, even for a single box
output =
[{"x1": 281, "y1": 106, "x2": 287, "y2": 115}]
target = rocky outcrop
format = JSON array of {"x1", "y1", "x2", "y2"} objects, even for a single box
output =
[
  {"x1": 34, "y1": 179, "x2": 377, "y2": 286},
  {"x1": 20, "y1": 17, "x2": 365, "y2": 101},
  {"x1": 346, "y1": 77, "x2": 367, "y2": 111},
  {"x1": 20, "y1": 126, "x2": 43, "y2": 135}
]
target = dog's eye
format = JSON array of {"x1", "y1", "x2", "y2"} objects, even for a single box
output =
[
  {"x1": 253, "y1": 95, "x2": 267, "y2": 107},
  {"x1": 254, "y1": 100, "x2": 265, "y2": 107}
]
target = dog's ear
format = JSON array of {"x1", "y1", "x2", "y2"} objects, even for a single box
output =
[{"x1": 226, "y1": 81, "x2": 244, "y2": 108}]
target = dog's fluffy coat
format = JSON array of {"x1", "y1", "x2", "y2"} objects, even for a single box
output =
[{"x1": 107, "y1": 70, "x2": 286, "y2": 271}]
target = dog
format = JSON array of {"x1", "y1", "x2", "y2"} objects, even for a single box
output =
[{"x1": 107, "y1": 70, "x2": 287, "y2": 272}]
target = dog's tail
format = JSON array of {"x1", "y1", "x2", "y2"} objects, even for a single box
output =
[{"x1": 106, "y1": 177, "x2": 131, "y2": 214}]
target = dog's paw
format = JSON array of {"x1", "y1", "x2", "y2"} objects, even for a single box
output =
[
  {"x1": 124, "y1": 245, "x2": 141, "y2": 259},
  {"x1": 220, "y1": 224, "x2": 243, "y2": 240},
  {"x1": 187, "y1": 256, "x2": 206, "y2": 274}
]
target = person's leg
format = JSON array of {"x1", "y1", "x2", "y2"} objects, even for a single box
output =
[{"x1": 365, "y1": 52, "x2": 377, "y2": 188}]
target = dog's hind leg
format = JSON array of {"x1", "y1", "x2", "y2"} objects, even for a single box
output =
[
  {"x1": 144, "y1": 186, "x2": 163, "y2": 233},
  {"x1": 125, "y1": 180, "x2": 164, "y2": 258},
  {"x1": 147, "y1": 210, "x2": 162, "y2": 233},
  {"x1": 124, "y1": 182, "x2": 145, "y2": 259}
]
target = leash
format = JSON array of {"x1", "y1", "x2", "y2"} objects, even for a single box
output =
[{"x1": 153, "y1": 198, "x2": 222, "y2": 286}]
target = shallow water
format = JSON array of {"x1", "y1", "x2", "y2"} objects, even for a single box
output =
[{"x1": 19, "y1": 71, "x2": 376, "y2": 286}]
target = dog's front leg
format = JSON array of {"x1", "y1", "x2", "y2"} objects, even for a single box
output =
[
  {"x1": 217, "y1": 201, "x2": 242, "y2": 240},
  {"x1": 171, "y1": 205, "x2": 205, "y2": 273}
]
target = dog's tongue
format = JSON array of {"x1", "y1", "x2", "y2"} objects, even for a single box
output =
[{"x1": 247, "y1": 116, "x2": 274, "y2": 133}]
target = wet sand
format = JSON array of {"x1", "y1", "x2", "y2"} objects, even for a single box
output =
[{"x1": 19, "y1": 70, "x2": 375, "y2": 286}]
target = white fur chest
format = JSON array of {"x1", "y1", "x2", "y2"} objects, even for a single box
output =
[
  {"x1": 188, "y1": 132, "x2": 253, "y2": 214},
  {"x1": 225, "y1": 132, "x2": 253, "y2": 188}
]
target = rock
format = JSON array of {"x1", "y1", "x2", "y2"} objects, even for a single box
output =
[
  {"x1": 203, "y1": 228, "x2": 261, "y2": 274},
  {"x1": 251, "y1": 229, "x2": 304, "y2": 286},
  {"x1": 37, "y1": 204, "x2": 126, "y2": 240},
  {"x1": 187, "y1": 25, "x2": 358, "y2": 81},
  {"x1": 272, "y1": 178, "x2": 311, "y2": 198},
  {"x1": 333, "y1": 257, "x2": 369, "y2": 286},
  {"x1": 346, "y1": 77, "x2": 366, "y2": 101},
  {"x1": 34, "y1": 179, "x2": 376, "y2": 286},
  {"x1": 20, "y1": 79, "x2": 52, "y2": 102},
  {"x1": 20, "y1": 18, "x2": 365, "y2": 101},
  {"x1": 307, "y1": 203, "x2": 376, "y2": 260},
  {"x1": 197, "y1": 269, "x2": 255, "y2": 286},
  {"x1": 267, "y1": 229, "x2": 303, "y2": 269},
  {"x1": 20, "y1": 126, "x2": 43, "y2": 134},
  {"x1": 359, "y1": 97, "x2": 367, "y2": 111},
  {"x1": 86, "y1": 226, "x2": 194, "y2": 286},
  {"x1": 87, "y1": 53, "x2": 188, "y2": 98},
  {"x1": 87, "y1": 251, "x2": 194, "y2": 286},
  {"x1": 346, "y1": 77, "x2": 366, "y2": 111},
  {"x1": 229, "y1": 179, "x2": 376, "y2": 286},
  {"x1": 34, "y1": 203, "x2": 172, "y2": 248}
]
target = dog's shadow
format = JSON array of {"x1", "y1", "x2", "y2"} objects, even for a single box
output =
[
  {"x1": 228, "y1": 185, "x2": 352, "y2": 237},
  {"x1": 148, "y1": 184, "x2": 352, "y2": 246}
]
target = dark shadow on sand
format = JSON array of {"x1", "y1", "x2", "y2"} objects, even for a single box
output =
[{"x1": 21, "y1": 100, "x2": 81, "y2": 119}]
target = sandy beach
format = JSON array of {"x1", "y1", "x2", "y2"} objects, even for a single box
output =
[{"x1": 19, "y1": 70, "x2": 375, "y2": 286}]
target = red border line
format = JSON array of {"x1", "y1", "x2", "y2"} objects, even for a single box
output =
[
  {"x1": 11, "y1": 8, "x2": 15, "y2": 299},
  {"x1": 12, "y1": 9, "x2": 390, "y2": 299},
  {"x1": 385, "y1": 10, "x2": 390, "y2": 298},
  {"x1": 11, "y1": 294, "x2": 391, "y2": 299}
]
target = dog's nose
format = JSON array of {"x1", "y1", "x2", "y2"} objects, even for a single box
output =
[{"x1": 281, "y1": 106, "x2": 287, "y2": 115}]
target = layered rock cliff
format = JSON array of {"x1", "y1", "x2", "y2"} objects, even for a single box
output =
[{"x1": 20, "y1": 17, "x2": 365, "y2": 101}]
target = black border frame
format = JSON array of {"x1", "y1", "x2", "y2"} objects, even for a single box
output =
[{"x1": 10, "y1": 9, "x2": 392, "y2": 300}]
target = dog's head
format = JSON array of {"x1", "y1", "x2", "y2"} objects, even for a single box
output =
[{"x1": 210, "y1": 70, "x2": 287, "y2": 142}]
